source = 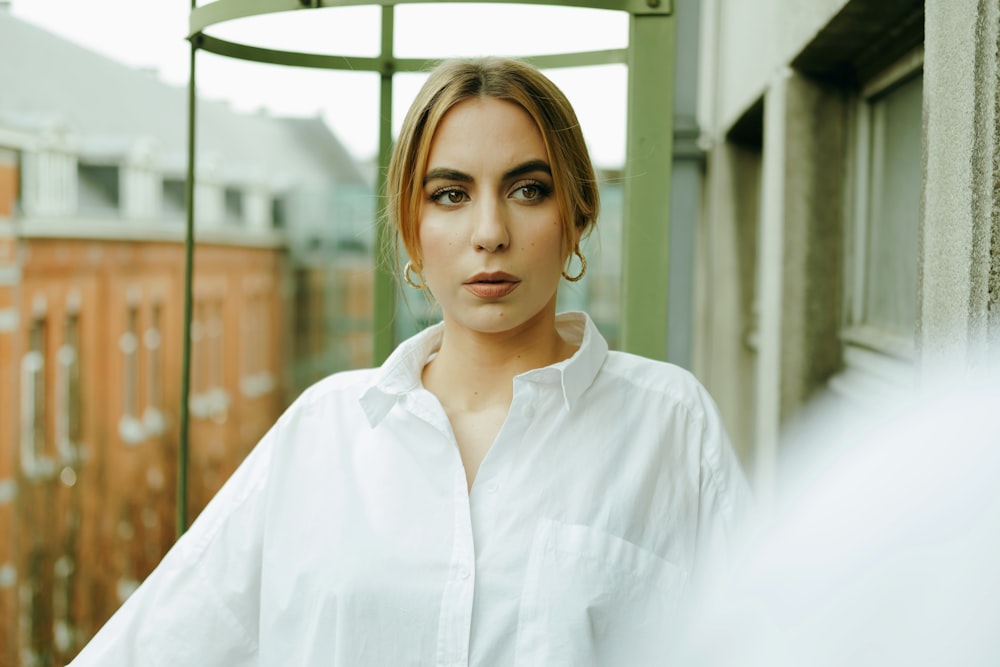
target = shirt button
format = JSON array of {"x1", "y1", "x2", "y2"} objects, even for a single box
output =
[
  {"x1": 522, "y1": 404, "x2": 536, "y2": 418},
  {"x1": 486, "y1": 482, "x2": 499, "y2": 494},
  {"x1": 459, "y1": 568, "x2": 471, "y2": 580}
]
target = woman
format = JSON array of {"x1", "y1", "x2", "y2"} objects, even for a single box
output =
[{"x1": 69, "y1": 57, "x2": 750, "y2": 666}]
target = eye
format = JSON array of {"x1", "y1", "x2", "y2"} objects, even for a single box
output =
[
  {"x1": 429, "y1": 187, "x2": 469, "y2": 207},
  {"x1": 509, "y1": 180, "x2": 552, "y2": 203}
]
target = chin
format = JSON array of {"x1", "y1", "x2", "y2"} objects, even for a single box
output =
[{"x1": 457, "y1": 304, "x2": 553, "y2": 335}]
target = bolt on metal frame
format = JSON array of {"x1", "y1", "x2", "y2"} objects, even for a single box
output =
[{"x1": 180, "y1": 0, "x2": 675, "y2": 532}]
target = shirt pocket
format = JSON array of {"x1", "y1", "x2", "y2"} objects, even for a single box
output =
[{"x1": 513, "y1": 518, "x2": 688, "y2": 667}]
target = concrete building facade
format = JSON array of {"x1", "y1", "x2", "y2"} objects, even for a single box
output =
[{"x1": 694, "y1": 0, "x2": 999, "y2": 498}]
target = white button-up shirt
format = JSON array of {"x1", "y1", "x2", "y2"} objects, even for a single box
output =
[{"x1": 69, "y1": 312, "x2": 751, "y2": 667}]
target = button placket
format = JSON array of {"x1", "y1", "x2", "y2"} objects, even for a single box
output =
[{"x1": 436, "y1": 451, "x2": 476, "y2": 667}]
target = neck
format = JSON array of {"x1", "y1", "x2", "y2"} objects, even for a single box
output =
[{"x1": 422, "y1": 311, "x2": 576, "y2": 412}]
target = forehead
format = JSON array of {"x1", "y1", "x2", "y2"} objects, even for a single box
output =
[{"x1": 426, "y1": 97, "x2": 548, "y2": 170}]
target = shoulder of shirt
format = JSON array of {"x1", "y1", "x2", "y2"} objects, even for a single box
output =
[
  {"x1": 602, "y1": 350, "x2": 746, "y2": 507},
  {"x1": 603, "y1": 351, "x2": 749, "y2": 504},
  {"x1": 600, "y1": 349, "x2": 717, "y2": 425}
]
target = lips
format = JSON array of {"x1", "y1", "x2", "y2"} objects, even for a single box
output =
[{"x1": 464, "y1": 272, "x2": 521, "y2": 299}]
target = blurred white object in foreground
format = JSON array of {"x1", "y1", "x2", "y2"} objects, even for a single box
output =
[{"x1": 676, "y1": 373, "x2": 1000, "y2": 666}]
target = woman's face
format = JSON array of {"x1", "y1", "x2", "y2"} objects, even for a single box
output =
[{"x1": 417, "y1": 97, "x2": 572, "y2": 338}]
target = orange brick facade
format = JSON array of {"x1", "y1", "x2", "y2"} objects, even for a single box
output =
[
  {"x1": 1, "y1": 148, "x2": 21, "y2": 667},
  {"x1": 5, "y1": 235, "x2": 292, "y2": 665}
]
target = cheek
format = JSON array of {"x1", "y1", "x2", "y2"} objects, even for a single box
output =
[{"x1": 417, "y1": 222, "x2": 460, "y2": 269}]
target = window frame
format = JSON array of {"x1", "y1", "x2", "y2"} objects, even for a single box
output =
[{"x1": 834, "y1": 47, "x2": 924, "y2": 400}]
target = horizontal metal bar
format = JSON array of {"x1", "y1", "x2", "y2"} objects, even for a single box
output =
[
  {"x1": 194, "y1": 34, "x2": 394, "y2": 71},
  {"x1": 191, "y1": 0, "x2": 671, "y2": 37},
  {"x1": 521, "y1": 48, "x2": 627, "y2": 69},
  {"x1": 191, "y1": 0, "x2": 304, "y2": 36},
  {"x1": 195, "y1": 34, "x2": 625, "y2": 72}
]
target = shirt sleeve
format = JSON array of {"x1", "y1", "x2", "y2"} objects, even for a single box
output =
[
  {"x1": 692, "y1": 385, "x2": 754, "y2": 586},
  {"x1": 66, "y1": 417, "x2": 281, "y2": 667}
]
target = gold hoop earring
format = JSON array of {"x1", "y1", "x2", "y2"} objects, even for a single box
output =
[
  {"x1": 562, "y1": 247, "x2": 587, "y2": 282},
  {"x1": 403, "y1": 261, "x2": 426, "y2": 290}
]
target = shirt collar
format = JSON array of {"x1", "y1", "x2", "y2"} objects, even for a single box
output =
[{"x1": 359, "y1": 311, "x2": 607, "y2": 427}]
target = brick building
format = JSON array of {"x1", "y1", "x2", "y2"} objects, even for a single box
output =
[{"x1": 0, "y1": 10, "x2": 373, "y2": 666}]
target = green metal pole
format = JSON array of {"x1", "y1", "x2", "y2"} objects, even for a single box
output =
[
  {"x1": 177, "y1": 31, "x2": 198, "y2": 536},
  {"x1": 372, "y1": 5, "x2": 396, "y2": 364},
  {"x1": 621, "y1": 10, "x2": 675, "y2": 360}
]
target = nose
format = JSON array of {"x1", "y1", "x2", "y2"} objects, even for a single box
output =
[{"x1": 470, "y1": 197, "x2": 509, "y2": 252}]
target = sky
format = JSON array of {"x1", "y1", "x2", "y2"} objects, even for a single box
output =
[{"x1": 10, "y1": 0, "x2": 629, "y2": 166}]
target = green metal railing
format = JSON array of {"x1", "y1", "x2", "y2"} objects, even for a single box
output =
[{"x1": 179, "y1": 0, "x2": 675, "y2": 533}]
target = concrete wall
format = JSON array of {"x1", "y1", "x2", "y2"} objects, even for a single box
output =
[
  {"x1": 695, "y1": 0, "x2": 1000, "y2": 498},
  {"x1": 920, "y1": 0, "x2": 1000, "y2": 374},
  {"x1": 700, "y1": 0, "x2": 850, "y2": 137},
  {"x1": 694, "y1": 140, "x2": 760, "y2": 466}
]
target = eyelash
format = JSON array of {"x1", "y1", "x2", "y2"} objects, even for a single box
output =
[
  {"x1": 428, "y1": 186, "x2": 468, "y2": 206},
  {"x1": 427, "y1": 180, "x2": 553, "y2": 206},
  {"x1": 511, "y1": 180, "x2": 552, "y2": 202}
]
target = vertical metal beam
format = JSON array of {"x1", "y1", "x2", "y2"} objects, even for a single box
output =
[
  {"x1": 372, "y1": 5, "x2": 396, "y2": 364},
  {"x1": 177, "y1": 33, "x2": 198, "y2": 536},
  {"x1": 621, "y1": 11, "x2": 675, "y2": 360}
]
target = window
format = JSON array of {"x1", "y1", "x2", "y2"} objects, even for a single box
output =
[
  {"x1": 240, "y1": 287, "x2": 276, "y2": 398},
  {"x1": 21, "y1": 314, "x2": 51, "y2": 477},
  {"x1": 836, "y1": 50, "x2": 923, "y2": 397},
  {"x1": 143, "y1": 303, "x2": 166, "y2": 436},
  {"x1": 271, "y1": 195, "x2": 287, "y2": 229},
  {"x1": 162, "y1": 178, "x2": 187, "y2": 221},
  {"x1": 56, "y1": 309, "x2": 82, "y2": 464},
  {"x1": 858, "y1": 73, "x2": 922, "y2": 345},
  {"x1": 225, "y1": 187, "x2": 244, "y2": 224},
  {"x1": 207, "y1": 300, "x2": 228, "y2": 422},
  {"x1": 189, "y1": 301, "x2": 206, "y2": 417},
  {"x1": 119, "y1": 304, "x2": 144, "y2": 444},
  {"x1": 77, "y1": 163, "x2": 120, "y2": 216},
  {"x1": 190, "y1": 296, "x2": 229, "y2": 421}
]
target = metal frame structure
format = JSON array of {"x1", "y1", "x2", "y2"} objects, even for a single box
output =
[{"x1": 180, "y1": 0, "x2": 675, "y2": 531}]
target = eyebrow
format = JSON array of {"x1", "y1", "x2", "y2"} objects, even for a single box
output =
[
  {"x1": 504, "y1": 159, "x2": 552, "y2": 180},
  {"x1": 422, "y1": 159, "x2": 552, "y2": 186}
]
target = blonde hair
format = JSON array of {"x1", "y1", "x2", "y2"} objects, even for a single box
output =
[{"x1": 385, "y1": 57, "x2": 600, "y2": 271}]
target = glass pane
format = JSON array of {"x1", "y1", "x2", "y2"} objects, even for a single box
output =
[
  {"x1": 864, "y1": 74, "x2": 922, "y2": 338},
  {"x1": 77, "y1": 164, "x2": 120, "y2": 216}
]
